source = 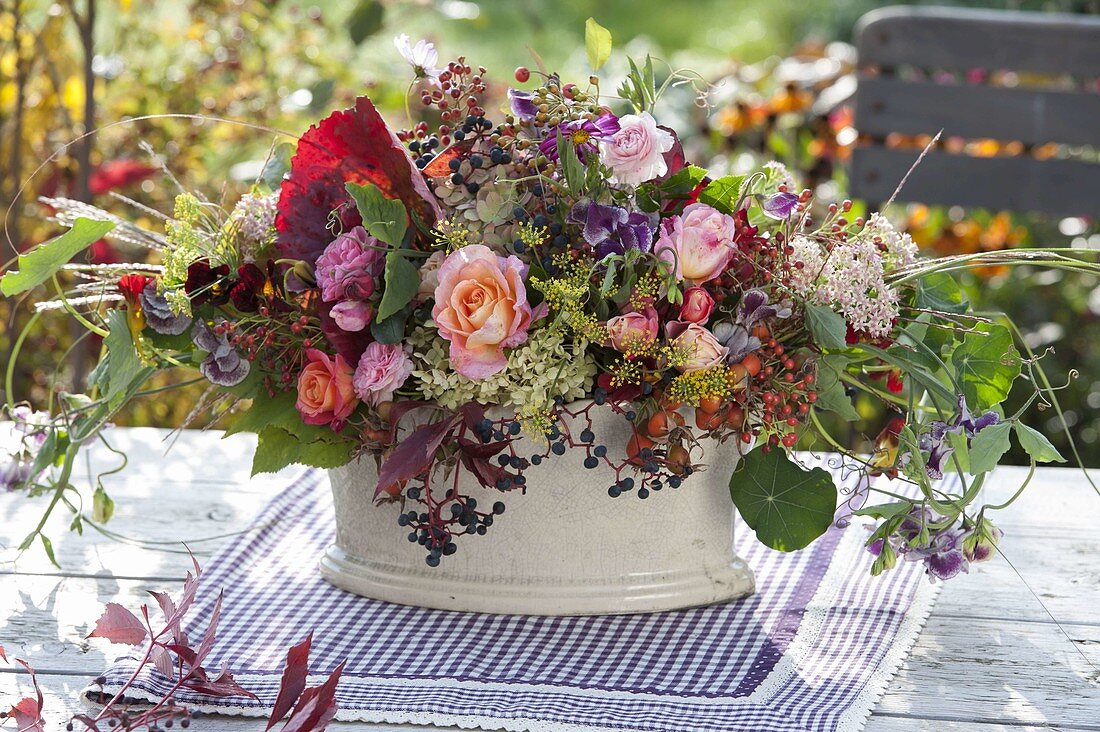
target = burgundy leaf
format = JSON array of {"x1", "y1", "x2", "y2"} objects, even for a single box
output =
[
  {"x1": 183, "y1": 667, "x2": 257, "y2": 700},
  {"x1": 9, "y1": 659, "x2": 45, "y2": 732},
  {"x1": 656, "y1": 126, "x2": 686, "y2": 182},
  {"x1": 149, "y1": 590, "x2": 182, "y2": 643},
  {"x1": 0, "y1": 644, "x2": 6, "y2": 663},
  {"x1": 456, "y1": 437, "x2": 509, "y2": 460},
  {"x1": 87, "y1": 603, "x2": 148, "y2": 646},
  {"x1": 375, "y1": 414, "x2": 461, "y2": 499},
  {"x1": 193, "y1": 591, "x2": 223, "y2": 668},
  {"x1": 380, "y1": 401, "x2": 432, "y2": 443},
  {"x1": 266, "y1": 633, "x2": 313, "y2": 731},
  {"x1": 275, "y1": 96, "x2": 442, "y2": 263},
  {"x1": 281, "y1": 660, "x2": 345, "y2": 732},
  {"x1": 460, "y1": 453, "x2": 511, "y2": 491},
  {"x1": 166, "y1": 643, "x2": 197, "y2": 668},
  {"x1": 151, "y1": 645, "x2": 174, "y2": 677}
]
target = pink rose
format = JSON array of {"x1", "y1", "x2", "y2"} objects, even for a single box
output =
[
  {"x1": 353, "y1": 342, "x2": 415, "y2": 407},
  {"x1": 315, "y1": 226, "x2": 384, "y2": 303},
  {"x1": 296, "y1": 348, "x2": 358, "y2": 429},
  {"x1": 605, "y1": 307, "x2": 659, "y2": 353},
  {"x1": 666, "y1": 321, "x2": 729, "y2": 373},
  {"x1": 432, "y1": 244, "x2": 534, "y2": 379},
  {"x1": 330, "y1": 300, "x2": 373, "y2": 332},
  {"x1": 600, "y1": 112, "x2": 675, "y2": 187},
  {"x1": 655, "y1": 203, "x2": 737, "y2": 284},
  {"x1": 679, "y1": 287, "x2": 715, "y2": 324}
]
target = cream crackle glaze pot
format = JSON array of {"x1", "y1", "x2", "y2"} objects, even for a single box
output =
[{"x1": 320, "y1": 400, "x2": 755, "y2": 616}]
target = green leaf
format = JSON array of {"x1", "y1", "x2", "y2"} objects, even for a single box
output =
[
  {"x1": 968, "y1": 422, "x2": 1012, "y2": 474},
  {"x1": 93, "y1": 486, "x2": 115, "y2": 523},
  {"x1": 556, "y1": 128, "x2": 586, "y2": 194},
  {"x1": 730, "y1": 448, "x2": 838, "y2": 551},
  {"x1": 813, "y1": 355, "x2": 859, "y2": 421},
  {"x1": 223, "y1": 391, "x2": 300, "y2": 437},
  {"x1": 371, "y1": 305, "x2": 411, "y2": 344},
  {"x1": 1, "y1": 218, "x2": 116, "y2": 295},
  {"x1": 40, "y1": 533, "x2": 60, "y2": 568},
  {"x1": 1014, "y1": 423, "x2": 1065, "y2": 463},
  {"x1": 804, "y1": 303, "x2": 848, "y2": 350},
  {"x1": 348, "y1": 0, "x2": 385, "y2": 45},
  {"x1": 853, "y1": 501, "x2": 912, "y2": 519},
  {"x1": 584, "y1": 18, "x2": 612, "y2": 71},
  {"x1": 346, "y1": 182, "x2": 408, "y2": 246},
  {"x1": 696, "y1": 175, "x2": 745, "y2": 215},
  {"x1": 659, "y1": 165, "x2": 707, "y2": 196},
  {"x1": 946, "y1": 429, "x2": 971, "y2": 473},
  {"x1": 951, "y1": 325, "x2": 1020, "y2": 411},
  {"x1": 916, "y1": 273, "x2": 969, "y2": 314},
  {"x1": 260, "y1": 142, "x2": 295, "y2": 191},
  {"x1": 252, "y1": 426, "x2": 355, "y2": 476},
  {"x1": 377, "y1": 250, "x2": 420, "y2": 321},
  {"x1": 103, "y1": 310, "x2": 144, "y2": 403}
]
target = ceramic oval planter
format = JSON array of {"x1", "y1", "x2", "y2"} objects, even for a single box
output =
[{"x1": 320, "y1": 402, "x2": 755, "y2": 615}]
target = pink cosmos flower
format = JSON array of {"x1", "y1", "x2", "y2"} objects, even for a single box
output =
[
  {"x1": 655, "y1": 203, "x2": 738, "y2": 284},
  {"x1": 599, "y1": 112, "x2": 675, "y2": 186},
  {"x1": 432, "y1": 244, "x2": 533, "y2": 380},
  {"x1": 296, "y1": 349, "x2": 358, "y2": 429},
  {"x1": 353, "y1": 342, "x2": 415, "y2": 406}
]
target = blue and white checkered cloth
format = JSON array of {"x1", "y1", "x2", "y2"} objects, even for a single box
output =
[{"x1": 96, "y1": 457, "x2": 943, "y2": 732}]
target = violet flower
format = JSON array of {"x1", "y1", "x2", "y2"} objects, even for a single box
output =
[
  {"x1": 191, "y1": 320, "x2": 250, "y2": 387},
  {"x1": 2, "y1": 406, "x2": 50, "y2": 491},
  {"x1": 568, "y1": 201, "x2": 657, "y2": 259},
  {"x1": 761, "y1": 191, "x2": 800, "y2": 219},
  {"x1": 140, "y1": 283, "x2": 192, "y2": 336},
  {"x1": 713, "y1": 289, "x2": 792, "y2": 362},
  {"x1": 918, "y1": 395, "x2": 1000, "y2": 479},
  {"x1": 870, "y1": 505, "x2": 970, "y2": 582},
  {"x1": 539, "y1": 114, "x2": 619, "y2": 163},
  {"x1": 508, "y1": 89, "x2": 538, "y2": 122}
]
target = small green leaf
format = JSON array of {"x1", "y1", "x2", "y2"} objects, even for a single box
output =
[
  {"x1": 853, "y1": 501, "x2": 912, "y2": 519},
  {"x1": 731, "y1": 448, "x2": 837, "y2": 551},
  {"x1": 377, "y1": 250, "x2": 420, "y2": 321},
  {"x1": 223, "y1": 391, "x2": 300, "y2": 437},
  {"x1": 951, "y1": 325, "x2": 1020, "y2": 411},
  {"x1": 659, "y1": 165, "x2": 707, "y2": 196},
  {"x1": 260, "y1": 142, "x2": 295, "y2": 191},
  {"x1": 346, "y1": 182, "x2": 408, "y2": 246},
  {"x1": 40, "y1": 533, "x2": 60, "y2": 568},
  {"x1": 1, "y1": 218, "x2": 116, "y2": 295},
  {"x1": 813, "y1": 355, "x2": 859, "y2": 421},
  {"x1": 252, "y1": 426, "x2": 355, "y2": 476},
  {"x1": 103, "y1": 310, "x2": 144, "y2": 402},
  {"x1": 348, "y1": 0, "x2": 385, "y2": 45},
  {"x1": 916, "y1": 273, "x2": 969, "y2": 314},
  {"x1": 968, "y1": 422, "x2": 1012, "y2": 474},
  {"x1": 584, "y1": 18, "x2": 612, "y2": 71},
  {"x1": 946, "y1": 429, "x2": 971, "y2": 473},
  {"x1": 1014, "y1": 423, "x2": 1065, "y2": 464},
  {"x1": 804, "y1": 303, "x2": 848, "y2": 350},
  {"x1": 696, "y1": 175, "x2": 745, "y2": 215},
  {"x1": 93, "y1": 486, "x2": 115, "y2": 523},
  {"x1": 371, "y1": 305, "x2": 412, "y2": 344}
]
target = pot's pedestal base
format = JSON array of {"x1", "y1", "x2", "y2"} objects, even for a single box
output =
[{"x1": 320, "y1": 544, "x2": 755, "y2": 616}]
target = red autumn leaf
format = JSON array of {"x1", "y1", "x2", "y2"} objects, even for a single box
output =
[
  {"x1": 275, "y1": 96, "x2": 442, "y2": 263},
  {"x1": 422, "y1": 138, "x2": 476, "y2": 178},
  {"x1": 280, "y1": 660, "x2": 345, "y2": 732},
  {"x1": 375, "y1": 414, "x2": 461, "y2": 499},
  {"x1": 0, "y1": 644, "x2": 6, "y2": 663},
  {"x1": 9, "y1": 659, "x2": 45, "y2": 732},
  {"x1": 460, "y1": 452, "x2": 512, "y2": 491},
  {"x1": 184, "y1": 667, "x2": 257, "y2": 699},
  {"x1": 456, "y1": 437, "x2": 509, "y2": 460},
  {"x1": 151, "y1": 645, "x2": 174, "y2": 677},
  {"x1": 89, "y1": 160, "x2": 159, "y2": 195},
  {"x1": 87, "y1": 602, "x2": 148, "y2": 646},
  {"x1": 193, "y1": 591, "x2": 222, "y2": 667},
  {"x1": 266, "y1": 633, "x2": 313, "y2": 731}
]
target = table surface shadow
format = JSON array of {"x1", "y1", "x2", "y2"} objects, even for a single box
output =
[{"x1": 2, "y1": 427, "x2": 1098, "y2": 731}]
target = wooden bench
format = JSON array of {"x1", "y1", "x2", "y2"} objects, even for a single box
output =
[{"x1": 849, "y1": 5, "x2": 1100, "y2": 216}]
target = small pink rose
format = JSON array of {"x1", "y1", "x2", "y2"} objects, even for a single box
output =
[
  {"x1": 666, "y1": 321, "x2": 729, "y2": 373},
  {"x1": 296, "y1": 348, "x2": 358, "y2": 429},
  {"x1": 599, "y1": 112, "x2": 675, "y2": 187},
  {"x1": 655, "y1": 203, "x2": 737, "y2": 284},
  {"x1": 315, "y1": 226, "x2": 385, "y2": 303},
  {"x1": 432, "y1": 244, "x2": 534, "y2": 380},
  {"x1": 605, "y1": 307, "x2": 659, "y2": 353},
  {"x1": 679, "y1": 287, "x2": 715, "y2": 324},
  {"x1": 353, "y1": 342, "x2": 415, "y2": 407}
]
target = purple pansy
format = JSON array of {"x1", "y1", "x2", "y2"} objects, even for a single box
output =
[
  {"x1": 870, "y1": 506, "x2": 970, "y2": 582},
  {"x1": 508, "y1": 89, "x2": 538, "y2": 122},
  {"x1": 139, "y1": 283, "x2": 192, "y2": 336},
  {"x1": 919, "y1": 395, "x2": 1000, "y2": 479},
  {"x1": 1, "y1": 406, "x2": 50, "y2": 491},
  {"x1": 713, "y1": 289, "x2": 793, "y2": 362},
  {"x1": 191, "y1": 320, "x2": 251, "y2": 387},
  {"x1": 539, "y1": 114, "x2": 619, "y2": 163},
  {"x1": 568, "y1": 201, "x2": 657, "y2": 259},
  {"x1": 761, "y1": 191, "x2": 800, "y2": 219}
]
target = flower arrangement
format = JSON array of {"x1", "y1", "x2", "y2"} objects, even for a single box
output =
[{"x1": 4, "y1": 24, "x2": 1095, "y2": 580}]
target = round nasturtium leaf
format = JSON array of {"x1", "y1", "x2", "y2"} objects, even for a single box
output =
[{"x1": 730, "y1": 448, "x2": 838, "y2": 552}]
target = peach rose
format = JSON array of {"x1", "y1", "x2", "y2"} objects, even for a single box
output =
[
  {"x1": 655, "y1": 203, "x2": 737, "y2": 284},
  {"x1": 679, "y1": 287, "x2": 715, "y2": 324},
  {"x1": 432, "y1": 244, "x2": 533, "y2": 379},
  {"x1": 605, "y1": 307, "x2": 659, "y2": 353},
  {"x1": 296, "y1": 348, "x2": 358, "y2": 429},
  {"x1": 666, "y1": 321, "x2": 729, "y2": 373}
]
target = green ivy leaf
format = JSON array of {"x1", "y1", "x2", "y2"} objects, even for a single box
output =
[
  {"x1": 730, "y1": 448, "x2": 837, "y2": 551},
  {"x1": 252, "y1": 426, "x2": 356, "y2": 476},
  {"x1": 696, "y1": 175, "x2": 745, "y2": 215},
  {"x1": 377, "y1": 251, "x2": 419, "y2": 322},
  {"x1": 951, "y1": 325, "x2": 1020, "y2": 411},
  {"x1": 103, "y1": 310, "x2": 144, "y2": 403},
  {"x1": 584, "y1": 18, "x2": 612, "y2": 71},
  {"x1": 346, "y1": 182, "x2": 408, "y2": 246},
  {"x1": 1, "y1": 218, "x2": 116, "y2": 295},
  {"x1": 1014, "y1": 423, "x2": 1066, "y2": 464},
  {"x1": 348, "y1": 0, "x2": 385, "y2": 45},
  {"x1": 968, "y1": 422, "x2": 1012, "y2": 474},
  {"x1": 223, "y1": 391, "x2": 300, "y2": 437},
  {"x1": 813, "y1": 355, "x2": 859, "y2": 421},
  {"x1": 804, "y1": 303, "x2": 848, "y2": 350},
  {"x1": 916, "y1": 273, "x2": 969, "y2": 314}
]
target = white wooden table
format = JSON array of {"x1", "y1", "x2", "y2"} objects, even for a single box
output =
[{"x1": 2, "y1": 428, "x2": 1098, "y2": 731}]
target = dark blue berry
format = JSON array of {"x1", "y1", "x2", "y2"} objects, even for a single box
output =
[
  {"x1": 508, "y1": 421, "x2": 522, "y2": 435},
  {"x1": 584, "y1": 456, "x2": 599, "y2": 469},
  {"x1": 451, "y1": 172, "x2": 464, "y2": 185},
  {"x1": 552, "y1": 442, "x2": 566, "y2": 455},
  {"x1": 426, "y1": 555, "x2": 441, "y2": 567},
  {"x1": 469, "y1": 155, "x2": 483, "y2": 168},
  {"x1": 608, "y1": 485, "x2": 622, "y2": 497},
  {"x1": 620, "y1": 477, "x2": 635, "y2": 490},
  {"x1": 594, "y1": 445, "x2": 607, "y2": 457},
  {"x1": 465, "y1": 182, "x2": 480, "y2": 194},
  {"x1": 498, "y1": 454, "x2": 511, "y2": 466},
  {"x1": 638, "y1": 488, "x2": 650, "y2": 499},
  {"x1": 580, "y1": 428, "x2": 594, "y2": 443},
  {"x1": 531, "y1": 454, "x2": 543, "y2": 465},
  {"x1": 493, "y1": 501, "x2": 506, "y2": 514},
  {"x1": 448, "y1": 158, "x2": 461, "y2": 171},
  {"x1": 532, "y1": 184, "x2": 544, "y2": 196}
]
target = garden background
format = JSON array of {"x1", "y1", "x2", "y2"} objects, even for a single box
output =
[{"x1": 3, "y1": 0, "x2": 1098, "y2": 465}]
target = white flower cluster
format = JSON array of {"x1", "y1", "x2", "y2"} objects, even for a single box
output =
[
  {"x1": 410, "y1": 325, "x2": 596, "y2": 411},
  {"x1": 228, "y1": 192, "x2": 278, "y2": 258},
  {"x1": 865, "y1": 212, "x2": 919, "y2": 272},
  {"x1": 788, "y1": 235, "x2": 901, "y2": 339}
]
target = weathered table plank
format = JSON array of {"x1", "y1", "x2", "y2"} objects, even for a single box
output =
[{"x1": 2, "y1": 428, "x2": 1098, "y2": 731}]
